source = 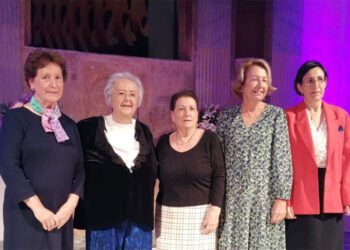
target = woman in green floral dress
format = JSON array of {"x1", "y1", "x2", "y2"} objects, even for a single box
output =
[{"x1": 217, "y1": 58, "x2": 293, "y2": 249}]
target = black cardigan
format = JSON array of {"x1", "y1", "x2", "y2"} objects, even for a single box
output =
[{"x1": 73, "y1": 116, "x2": 157, "y2": 230}]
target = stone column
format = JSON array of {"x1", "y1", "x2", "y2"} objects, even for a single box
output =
[
  {"x1": 193, "y1": 0, "x2": 233, "y2": 107},
  {"x1": 267, "y1": 0, "x2": 304, "y2": 109}
]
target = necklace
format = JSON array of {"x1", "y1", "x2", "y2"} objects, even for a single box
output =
[{"x1": 175, "y1": 129, "x2": 197, "y2": 145}]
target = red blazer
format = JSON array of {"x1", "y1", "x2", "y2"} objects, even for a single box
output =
[{"x1": 285, "y1": 101, "x2": 350, "y2": 214}]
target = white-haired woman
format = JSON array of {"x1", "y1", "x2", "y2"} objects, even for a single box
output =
[{"x1": 73, "y1": 72, "x2": 157, "y2": 250}]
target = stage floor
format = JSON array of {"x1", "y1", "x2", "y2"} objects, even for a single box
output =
[{"x1": 0, "y1": 232, "x2": 348, "y2": 249}]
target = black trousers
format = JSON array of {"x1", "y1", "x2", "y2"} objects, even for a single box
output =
[{"x1": 286, "y1": 168, "x2": 344, "y2": 250}]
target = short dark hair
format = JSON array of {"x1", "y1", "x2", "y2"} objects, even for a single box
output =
[
  {"x1": 24, "y1": 50, "x2": 67, "y2": 87},
  {"x1": 294, "y1": 60, "x2": 328, "y2": 96},
  {"x1": 170, "y1": 90, "x2": 199, "y2": 111}
]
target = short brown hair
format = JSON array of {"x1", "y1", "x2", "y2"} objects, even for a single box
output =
[
  {"x1": 24, "y1": 50, "x2": 67, "y2": 87},
  {"x1": 232, "y1": 58, "x2": 276, "y2": 98},
  {"x1": 170, "y1": 90, "x2": 199, "y2": 111}
]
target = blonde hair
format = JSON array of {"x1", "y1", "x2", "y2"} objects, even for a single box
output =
[{"x1": 232, "y1": 58, "x2": 276, "y2": 98}]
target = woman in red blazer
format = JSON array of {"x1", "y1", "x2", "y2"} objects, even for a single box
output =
[{"x1": 285, "y1": 61, "x2": 350, "y2": 250}]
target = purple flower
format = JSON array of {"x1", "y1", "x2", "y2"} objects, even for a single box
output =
[
  {"x1": 0, "y1": 92, "x2": 32, "y2": 127},
  {"x1": 198, "y1": 104, "x2": 221, "y2": 132},
  {"x1": 19, "y1": 92, "x2": 32, "y2": 103}
]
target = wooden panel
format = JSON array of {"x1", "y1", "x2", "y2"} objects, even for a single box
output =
[{"x1": 30, "y1": 0, "x2": 148, "y2": 56}]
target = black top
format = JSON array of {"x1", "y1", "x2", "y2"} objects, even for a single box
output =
[
  {"x1": 156, "y1": 130, "x2": 225, "y2": 207},
  {"x1": 73, "y1": 116, "x2": 157, "y2": 230},
  {"x1": 0, "y1": 108, "x2": 84, "y2": 249}
]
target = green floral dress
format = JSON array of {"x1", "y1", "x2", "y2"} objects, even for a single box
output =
[{"x1": 217, "y1": 104, "x2": 292, "y2": 250}]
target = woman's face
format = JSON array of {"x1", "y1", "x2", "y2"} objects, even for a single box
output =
[
  {"x1": 112, "y1": 78, "x2": 139, "y2": 119},
  {"x1": 297, "y1": 67, "x2": 327, "y2": 103},
  {"x1": 242, "y1": 65, "x2": 269, "y2": 102},
  {"x1": 171, "y1": 96, "x2": 199, "y2": 130},
  {"x1": 29, "y1": 62, "x2": 64, "y2": 108}
]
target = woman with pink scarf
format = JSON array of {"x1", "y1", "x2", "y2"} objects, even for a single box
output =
[{"x1": 0, "y1": 50, "x2": 84, "y2": 250}]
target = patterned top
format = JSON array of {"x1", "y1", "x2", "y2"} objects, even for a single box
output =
[
  {"x1": 306, "y1": 110, "x2": 327, "y2": 168},
  {"x1": 216, "y1": 104, "x2": 293, "y2": 250}
]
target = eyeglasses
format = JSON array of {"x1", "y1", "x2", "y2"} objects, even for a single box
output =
[{"x1": 302, "y1": 76, "x2": 327, "y2": 86}]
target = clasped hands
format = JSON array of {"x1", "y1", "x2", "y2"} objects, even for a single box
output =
[
  {"x1": 24, "y1": 194, "x2": 79, "y2": 231},
  {"x1": 32, "y1": 202, "x2": 75, "y2": 231}
]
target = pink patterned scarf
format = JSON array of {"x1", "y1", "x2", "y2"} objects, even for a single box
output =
[{"x1": 30, "y1": 96, "x2": 69, "y2": 143}]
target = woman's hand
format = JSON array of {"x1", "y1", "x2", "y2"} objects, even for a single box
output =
[
  {"x1": 286, "y1": 206, "x2": 297, "y2": 219},
  {"x1": 24, "y1": 195, "x2": 56, "y2": 231},
  {"x1": 344, "y1": 205, "x2": 350, "y2": 216},
  {"x1": 270, "y1": 199, "x2": 287, "y2": 224},
  {"x1": 202, "y1": 205, "x2": 221, "y2": 235},
  {"x1": 54, "y1": 194, "x2": 79, "y2": 229}
]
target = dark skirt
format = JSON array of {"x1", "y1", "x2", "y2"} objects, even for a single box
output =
[{"x1": 286, "y1": 168, "x2": 344, "y2": 250}]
